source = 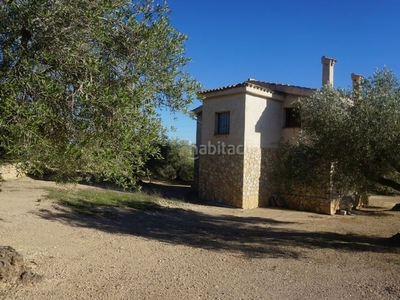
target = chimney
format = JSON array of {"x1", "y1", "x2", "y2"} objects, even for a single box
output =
[
  {"x1": 351, "y1": 73, "x2": 363, "y2": 88},
  {"x1": 321, "y1": 56, "x2": 337, "y2": 86}
]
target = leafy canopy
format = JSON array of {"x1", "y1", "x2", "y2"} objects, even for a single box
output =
[
  {"x1": 274, "y1": 68, "x2": 400, "y2": 194},
  {"x1": 145, "y1": 137, "x2": 194, "y2": 182},
  {"x1": 0, "y1": 0, "x2": 201, "y2": 186}
]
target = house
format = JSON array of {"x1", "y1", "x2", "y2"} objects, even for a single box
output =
[{"x1": 193, "y1": 56, "x2": 344, "y2": 214}]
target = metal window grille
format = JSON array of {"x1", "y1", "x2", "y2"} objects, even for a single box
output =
[{"x1": 215, "y1": 112, "x2": 230, "y2": 134}]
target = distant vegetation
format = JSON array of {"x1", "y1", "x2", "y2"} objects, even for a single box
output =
[{"x1": 145, "y1": 137, "x2": 195, "y2": 182}]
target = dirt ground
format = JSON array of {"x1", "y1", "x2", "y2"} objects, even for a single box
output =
[{"x1": 0, "y1": 177, "x2": 399, "y2": 300}]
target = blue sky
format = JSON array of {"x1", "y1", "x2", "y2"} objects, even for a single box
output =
[{"x1": 159, "y1": 0, "x2": 400, "y2": 142}]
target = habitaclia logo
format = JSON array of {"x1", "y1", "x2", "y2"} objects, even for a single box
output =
[{"x1": 192, "y1": 141, "x2": 244, "y2": 160}]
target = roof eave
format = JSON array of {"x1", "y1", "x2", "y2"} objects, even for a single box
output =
[{"x1": 192, "y1": 105, "x2": 203, "y2": 114}]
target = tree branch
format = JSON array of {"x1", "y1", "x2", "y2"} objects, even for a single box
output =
[
  {"x1": 376, "y1": 176, "x2": 400, "y2": 192},
  {"x1": 390, "y1": 159, "x2": 400, "y2": 174}
]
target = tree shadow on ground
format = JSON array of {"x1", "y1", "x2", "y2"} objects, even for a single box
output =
[
  {"x1": 35, "y1": 202, "x2": 399, "y2": 259},
  {"x1": 139, "y1": 181, "x2": 241, "y2": 208},
  {"x1": 139, "y1": 181, "x2": 192, "y2": 201},
  {"x1": 351, "y1": 210, "x2": 394, "y2": 216}
]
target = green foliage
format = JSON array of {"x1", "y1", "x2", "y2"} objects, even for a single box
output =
[
  {"x1": 274, "y1": 67, "x2": 400, "y2": 194},
  {"x1": 270, "y1": 142, "x2": 330, "y2": 193},
  {"x1": 45, "y1": 187, "x2": 163, "y2": 214},
  {"x1": 0, "y1": 0, "x2": 201, "y2": 187},
  {"x1": 145, "y1": 137, "x2": 194, "y2": 181}
]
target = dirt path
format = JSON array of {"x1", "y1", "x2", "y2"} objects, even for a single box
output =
[{"x1": 0, "y1": 177, "x2": 399, "y2": 299}]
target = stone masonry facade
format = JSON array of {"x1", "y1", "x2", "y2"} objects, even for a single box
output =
[
  {"x1": 242, "y1": 147, "x2": 261, "y2": 209},
  {"x1": 280, "y1": 189, "x2": 335, "y2": 215},
  {"x1": 198, "y1": 147, "x2": 280, "y2": 210},
  {"x1": 198, "y1": 147, "x2": 339, "y2": 214},
  {"x1": 198, "y1": 148, "x2": 278, "y2": 209},
  {"x1": 198, "y1": 153, "x2": 244, "y2": 207}
]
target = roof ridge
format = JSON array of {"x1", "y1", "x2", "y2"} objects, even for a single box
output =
[
  {"x1": 199, "y1": 78, "x2": 316, "y2": 95},
  {"x1": 199, "y1": 79, "x2": 275, "y2": 94},
  {"x1": 247, "y1": 79, "x2": 317, "y2": 90}
]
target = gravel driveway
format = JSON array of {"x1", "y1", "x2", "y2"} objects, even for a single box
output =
[{"x1": 0, "y1": 177, "x2": 399, "y2": 299}]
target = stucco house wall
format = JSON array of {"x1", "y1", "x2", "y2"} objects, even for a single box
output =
[
  {"x1": 200, "y1": 90, "x2": 245, "y2": 146},
  {"x1": 245, "y1": 94, "x2": 283, "y2": 148}
]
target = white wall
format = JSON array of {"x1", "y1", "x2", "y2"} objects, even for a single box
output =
[
  {"x1": 200, "y1": 88, "x2": 311, "y2": 148},
  {"x1": 201, "y1": 92, "x2": 246, "y2": 146},
  {"x1": 244, "y1": 95, "x2": 282, "y2": 148}
]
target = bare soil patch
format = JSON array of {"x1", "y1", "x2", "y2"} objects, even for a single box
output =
[{"x1": 0, "y1": 177, "x2": 399, "y2": 299}]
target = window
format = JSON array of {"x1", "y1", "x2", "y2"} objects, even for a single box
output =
[
  {"x1": 284, "y1": 108, "x2": 301, "y2": 127},
  {"x1": 215, "y1": 111, "x2": 230, "y2": 134}
]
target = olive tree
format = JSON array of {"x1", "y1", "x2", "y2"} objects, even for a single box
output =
[
  {"x1": 0, "y1": 0, "x2": 201, "y2": 187},
  {"x1": 145, "y1": 137, "x2": 194, "y2": 182},
  {"x1": 273, "y1": 68, "x2": 400, "y2": 195}
]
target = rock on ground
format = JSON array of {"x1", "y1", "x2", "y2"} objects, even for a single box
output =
[{"x1": 0, "y1": 246, "x2": 41, "y2": 286}]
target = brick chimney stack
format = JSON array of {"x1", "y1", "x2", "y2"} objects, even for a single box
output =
[
  {"x1": 321, "y1": 56, "x2": 337, "y2": 86},
  {"x1": 351, "y1": 73, "x2": 363, "y2": 88}
]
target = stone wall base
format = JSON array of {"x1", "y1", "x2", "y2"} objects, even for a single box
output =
[
  {"x1": 198, "y1": 154, "x2": 244, "y2": 208},
  {"x1": 196, "y1": 146, "x2": 355, "y2": 215},
  {"x1": 281, "y1": 193, "x2": 336, "y2": 215}
]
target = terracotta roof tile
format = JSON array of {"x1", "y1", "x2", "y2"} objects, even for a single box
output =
[
  {"x1": 199, "y1": 79, "x2": 316, "y2": 95},
  {"x1": 199, "y1": 80, "x2": 275, "y2": 94},
  {"x1": 248, "y1": 79, "x2": 317, "y2": 91}
]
